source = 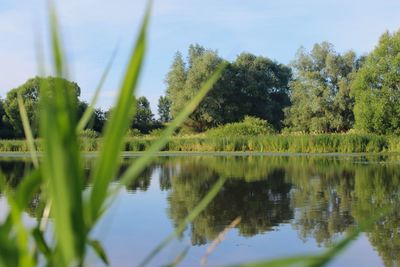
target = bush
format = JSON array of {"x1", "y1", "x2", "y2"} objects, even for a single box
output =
[
  {"x1": 149, "y1": 128, "x2": 164, "y2": 137},
  {"x1": 206, "y1": 116, "x2": 275, "y2": 138},
  {"x1": 79, "y1": 129, "x2": 100, "y2": 139},
  {"x1": 127, "y1": 128, "x2": 142, "y2": 137}
]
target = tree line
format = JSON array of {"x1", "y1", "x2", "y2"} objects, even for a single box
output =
[
  {"x1": 1, "y1": 29, "x2": 399, "y2": 139},
  {"x1": 165, "y1": 30, "x2": 400, "y2": 134},
  {"x1": 0, "y1": 77, "x2": 162, "y2": 138}
]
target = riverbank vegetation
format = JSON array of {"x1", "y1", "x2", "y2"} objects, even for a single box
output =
[{"x1": 0, "y1": 133, "x2": 398, "y2": 153}]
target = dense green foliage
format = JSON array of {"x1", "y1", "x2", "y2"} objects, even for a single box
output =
[
  {"x1": 165, "y1": 45, "x2": 291, "y2": 132},
  {"x1": 0, "y1": 98, "x2": 14, "y2": 138},
  {"x1": 166, "y1": 45, "x2": 224, "y2": 132},
  {"x1": 206, "y1": 116, "x2": 275, "y2": 137},
  {"x1": 157, "y1": 95, "x2": 171, "y2": 123},
  {"x1": 162, "y1": 30, "x2": 400, "y2": 135},
  {"x1": 3, "y1": 77, "x2": 80, "y2": 137},
  {"x1": 132, "y1": 96, "x2": 158, "y2": 133},
  {"x1": 352, "y1": 30, "x2": 400, "y2": 134},
  {"x1": 284, "y1": 42, "x2": 361, "y2": 133},
  {"x1": 1, "y1": 77, "x2": 108, "y2": 139}
]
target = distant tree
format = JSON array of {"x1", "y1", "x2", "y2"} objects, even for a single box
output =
[
  {"x1": 91, "y1": 108, "x2": 106, "y2": 133},
  {"x1": 352, "y1": 30, "x2": 400, "y2": 134},
  {"x1": 3, "y1": 76, "x2": 81, "y2": 138},
  {"x1": 77, "y1": 101, "x2": 106, "y2": 133},
  {"x1": 284, "y1": 42, "x2": 360, "y2": 133},
  {"x1": 166, "y1": 45, "x2": 223, "y2": 132},
  {"x1": 132, "y1": 96, "x2": 154, "y2": 133},
  {"x1": 165, "y1": 52, "x2": 187, "y2": 118},
  {"x1": 224, "y1": 53, "x2": 292, "y2": 130},
  {"x1": 0, "y1": 98, "x2": 14, "y2": 138},
  {"x1": 157, "y1": 96, "x2": 171, "y2": 123}
]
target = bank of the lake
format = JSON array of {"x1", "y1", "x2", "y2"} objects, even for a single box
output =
[{"x1": 1, "y1": 133, "x2": 400, "y2": 153}]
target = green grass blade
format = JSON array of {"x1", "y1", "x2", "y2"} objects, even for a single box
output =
[
  {"x1": 307, "y1": 228, "x2": 360, "y2": 267},
  {"x1": 117, "y1": 62, "x2": 227, "y2": 189},
  {"x1": 17, "y1": 94, "x2": 39, "y2": 168},
  {"x1": 137, "y1": 177, "x2": 226, "y2": 267},
  {"x1": 77, "y1": 45, "x2": 118, "y2": 132},
  {"x1": 40, "y1": 2, "x2": 86, "y2": 266},
  {"x1": 0, "y1": 176, "x2": 36, "y2": 267},
  {"x1": 228, "y1": 256, "x2": 317, "y2": 267},
  {"x1": 13, "y1": 169, "x2": 41, "y2": 210},
  {"x1": 229, "y1": 212, "x2": 387, "y2": 267},
  {"x1": 88, "y1": 239, "x2": 109, "y2": 266},
  {"x1": 228, "y1": 231, "x2": 360, "y2": 267},
  {"x1": 88, "y1": 0, "x2": 152, "y2": 226},
  {"x1": 48, "y1": 1, "x2": 66, "y2": 77},
  {"x1": 165, "y1": 246, "x2": 190, "y2": 267}
]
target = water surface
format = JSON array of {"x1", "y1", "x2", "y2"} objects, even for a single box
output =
[{"x1": 1, "y1": 154, "x2": 399, "y2": 267}]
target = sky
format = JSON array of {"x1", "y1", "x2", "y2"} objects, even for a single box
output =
[{"x1": 1, "y1": 0, "x2": 400, "y2": 114}]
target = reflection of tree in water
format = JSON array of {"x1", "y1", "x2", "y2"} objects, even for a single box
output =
[
  {"x1": 164, "y1": 155, "x2": 400, "y2": 267},
  {"x1": 291, "y1": 170, "x2": 354, "y2": 248},
  {"x1": 351, "y1": 165, "x2": 400, "y2": 267},
  {"x1": 0, "y1": 159, "x2": 40, "y2": 217},
  {"x1": 122, "y1": 164, "x2": 154, "y2": 192},
  {"x1": 0, "y1": 159, "x2": 34, "y2": 188},
  {"x1": 165, "y1": 157, "x2": 293, "y2": 245}
]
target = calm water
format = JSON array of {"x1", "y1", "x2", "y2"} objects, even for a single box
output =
[{"x1": 1, "y1": 154, "x2": 400, "y2": 267}]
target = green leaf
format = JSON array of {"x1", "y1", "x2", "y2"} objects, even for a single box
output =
[
  {"x1": 88, "y1": 239, "x2": 109, "y2": 266},
  {"x1": 77, "y1": 45, "x2": 118, "y2": 132},
  {"x1": 14, "y1": 169, "x2": 41, "y2": 210},
  {"x1": 39, "y1": 2, "x2": 86, "y2": 266},
  {"x1": 88, "y1": 0, "x2": 152, "y2": 226},
  {"x1": 32, "y1": 228, "x2": 51, "y2": 258},
  {"x1": 17, "y1": 94, "x2": 39, "y2": 167}
]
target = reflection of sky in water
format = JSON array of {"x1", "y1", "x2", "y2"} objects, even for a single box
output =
[{"x1": 0, "y1": 155, "x2": 394, "y2": 266}]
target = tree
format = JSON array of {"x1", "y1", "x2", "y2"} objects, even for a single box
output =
[
  {"x1": 284, "y1": 42, "x2": 360, "y2": 133},
  {"x1": 77, "y1": 101, "x2": 106, "y2": 133},
  {"x1": 0, "y1": 98, "x2": 14, "y2": 138},
  {"x1": 166, "y1": 45, "x2": 223, "y2": 132},
  {"x1": 132, "y1": 96, "x2": 154, "y2": 133},
  {"x1": 3, "y1": 76, "x2": 81, "y2": 137},
  {"x1": 165, "y1": 45, "x2": 292, "y2": 132},
  {"x1": 165, "y1": 52, "x2": 187, "y2": 118},
  {"x1": 224, "y1": 53, "x2": 292, "y2": 130},
  {"x1": 157, "y1": 96, "x2": 171, "y2": 123},
  {"x1": 352, "y1": 30, "x2": 400, "y2": 134}
]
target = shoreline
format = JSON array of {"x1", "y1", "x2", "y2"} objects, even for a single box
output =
[{"x1": 0, "y1": 150, "x2": 399, "y2": 159}]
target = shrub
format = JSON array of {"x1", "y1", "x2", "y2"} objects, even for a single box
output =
[
  {"x1": 79, "y1": 129, "x2": 100, "y2": 138},
  {"x1": 206, "y1": 116, "x2": 275, "y2": 138},
  {"x1": 127, "y1": 128, "x2": 142, "y2": 137}
]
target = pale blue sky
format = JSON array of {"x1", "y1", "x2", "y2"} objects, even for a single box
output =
[{"x1": 1, "y1": 0, "x2": 399, "y2": 113}]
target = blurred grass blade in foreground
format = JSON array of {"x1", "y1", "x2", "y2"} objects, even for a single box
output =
[
  {"x1": 87, "y1": 1, "x2": 151, "y2": 226},
  {"x1": 77, "y1": 45, "x2": 118, "y2": 133},
  {"x1": 39, "y1": 2, "x2": 86, "y2": 266},
  {"x1": 17, "y1": 94, "x2": 39, "y2": 167}
]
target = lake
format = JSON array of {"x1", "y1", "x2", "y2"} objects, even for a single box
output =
[{"x1": 0, "y1": 153, "x2": 398, "y2": 267}]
